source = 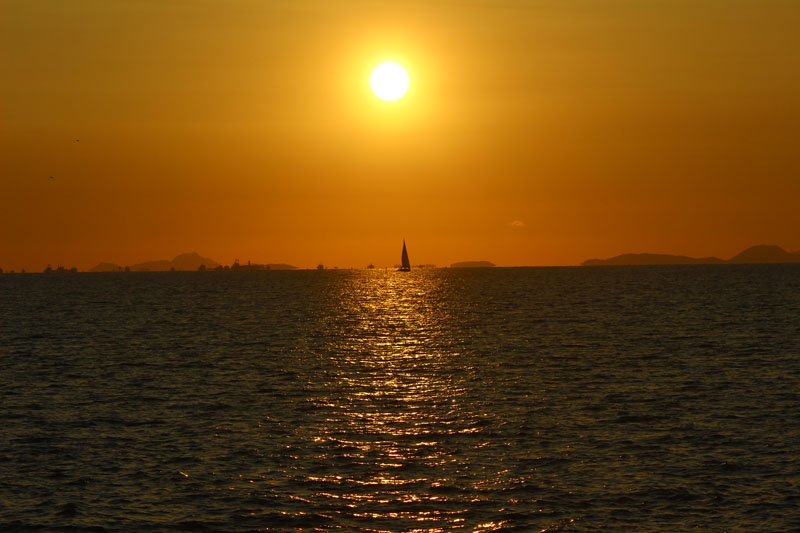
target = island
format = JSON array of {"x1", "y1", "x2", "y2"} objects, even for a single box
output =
[
  {"x1": 582, "y1": 245, "x2": 800, "y2": 266},
  {"x1": 450, "y1": 261, "x2": 496, "y2": 268},
  {"x1": 90, "y1": 252, "x2": 219, "y2": 272}
]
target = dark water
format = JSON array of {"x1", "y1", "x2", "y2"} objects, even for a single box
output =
[{"x1": 2, "y1": 266, "x2": 799, "y2": 532}]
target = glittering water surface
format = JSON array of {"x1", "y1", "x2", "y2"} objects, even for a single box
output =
[{"x1": 2, "y1": 266, "x2": 800, "y2": 531}]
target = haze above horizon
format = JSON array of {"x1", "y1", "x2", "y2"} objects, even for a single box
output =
[{"x1": 2, "y1": 0, "x2": 799, "y2": 272}]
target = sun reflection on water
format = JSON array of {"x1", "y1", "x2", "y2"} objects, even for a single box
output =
[
  {"x1": 300, "y1": 270, "x2": 490, "y2": 529},
  {"x1": 255, "y1": 269, "x2": 579, "y2": 531}
]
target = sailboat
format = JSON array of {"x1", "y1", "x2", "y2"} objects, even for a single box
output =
[{"x1": 398, "y1": 239, "x2": 411, "y2": 271}]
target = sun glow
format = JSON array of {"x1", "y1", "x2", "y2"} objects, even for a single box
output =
[{"x1": 370, "y1": 62, "x2": 409, "y2": 101}]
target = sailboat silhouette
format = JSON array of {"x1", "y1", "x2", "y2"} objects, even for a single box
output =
[{"x1": 398, "y1": 239, "x2": 411, "y2": 272}]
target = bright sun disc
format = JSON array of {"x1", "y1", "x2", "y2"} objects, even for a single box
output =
[{"x1": 370, "y1": 62, "x2": 409, "y2": 101}]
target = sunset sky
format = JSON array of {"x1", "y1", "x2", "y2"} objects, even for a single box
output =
[{"x1": 2, "y1": 0, "x2": 799, "y2": 271}]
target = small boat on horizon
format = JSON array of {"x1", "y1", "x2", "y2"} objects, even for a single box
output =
[{"x1": 398, "y1": 239, "x2": 411, "y2": 272}]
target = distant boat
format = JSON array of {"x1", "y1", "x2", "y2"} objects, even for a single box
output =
[{"x1": 398, "y1": 239, "x2": 411, "y2": 272}]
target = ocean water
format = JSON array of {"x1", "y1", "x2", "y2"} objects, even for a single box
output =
[{"x1": 1, "y1": 266, "x2": 799, "y2": 532}]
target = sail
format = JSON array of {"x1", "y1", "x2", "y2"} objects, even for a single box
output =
[{"x1": 400, "y1": 240, "x2": 411, "y2": 271}]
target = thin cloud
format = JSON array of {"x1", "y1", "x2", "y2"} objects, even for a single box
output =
[{"x1": 509, "y1": 220, "x2": 525, "y2": 227}]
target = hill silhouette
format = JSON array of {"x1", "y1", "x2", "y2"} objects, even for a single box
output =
[
  {"x1": 450, "y1": 261, "x2": 496, "y2": 268},
  {"x1": 90, "y1": 252, "x2": 220, "y2": 272},
  {"x1": 727, "y1": 245, "x2": 800, "y2": 264},
  {"x1": 583, "y1": 245, "x2": 800, "y2": 266}
]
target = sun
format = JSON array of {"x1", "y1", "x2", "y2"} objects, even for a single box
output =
[{"x1": 370, "y1": 62, "x2": 409, "y2": 102}]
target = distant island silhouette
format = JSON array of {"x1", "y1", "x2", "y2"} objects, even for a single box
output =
[
  {"x1": 89, "y1": 253, "x2": 299, "y2": 272},
  {"x1": 582, "y1": 245, "x2": 800, "y2": 266},
  {"x1": 450, "y1": 261, "x2": 496, "y2": 268},
  {"x1": 219, "y1": 261, "x2": 298, "y2": 272},
  {"x1": 90, "y1": 252, "x2": 220, "y2": 272}
]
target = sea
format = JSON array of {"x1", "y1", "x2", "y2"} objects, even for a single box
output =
[{"x1": 1, "y1": 265, "x2": 799, "y2": 532}]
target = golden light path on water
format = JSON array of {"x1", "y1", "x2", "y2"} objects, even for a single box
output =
[
  {"x1": 290, "y1": 270, "x2": 565, "y2": 531},
  {"x1": 309, "y1": 272, "x2": 482, "y2": 529}
]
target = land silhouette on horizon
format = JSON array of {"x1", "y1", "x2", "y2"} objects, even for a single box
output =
[
  {"x1": 90, "y1": 252, "x2": 220, "y2": 272},
  {"x1": 450, "y1": 261, "x2": 496, "y2": 269},
  {"x1": 8, "y1": 245, "x2": 800, "y2": 274},
  {"x1": 582, "y1": 245, "x2": 800, "y2": 266},
  {"x1": 89, "y1": 253, "x2": 300, "y2": 273}
]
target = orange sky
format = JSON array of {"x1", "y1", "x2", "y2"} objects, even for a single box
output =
[{"x1": 2, "y1": 0, "x2": 799, "y2": 271}]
